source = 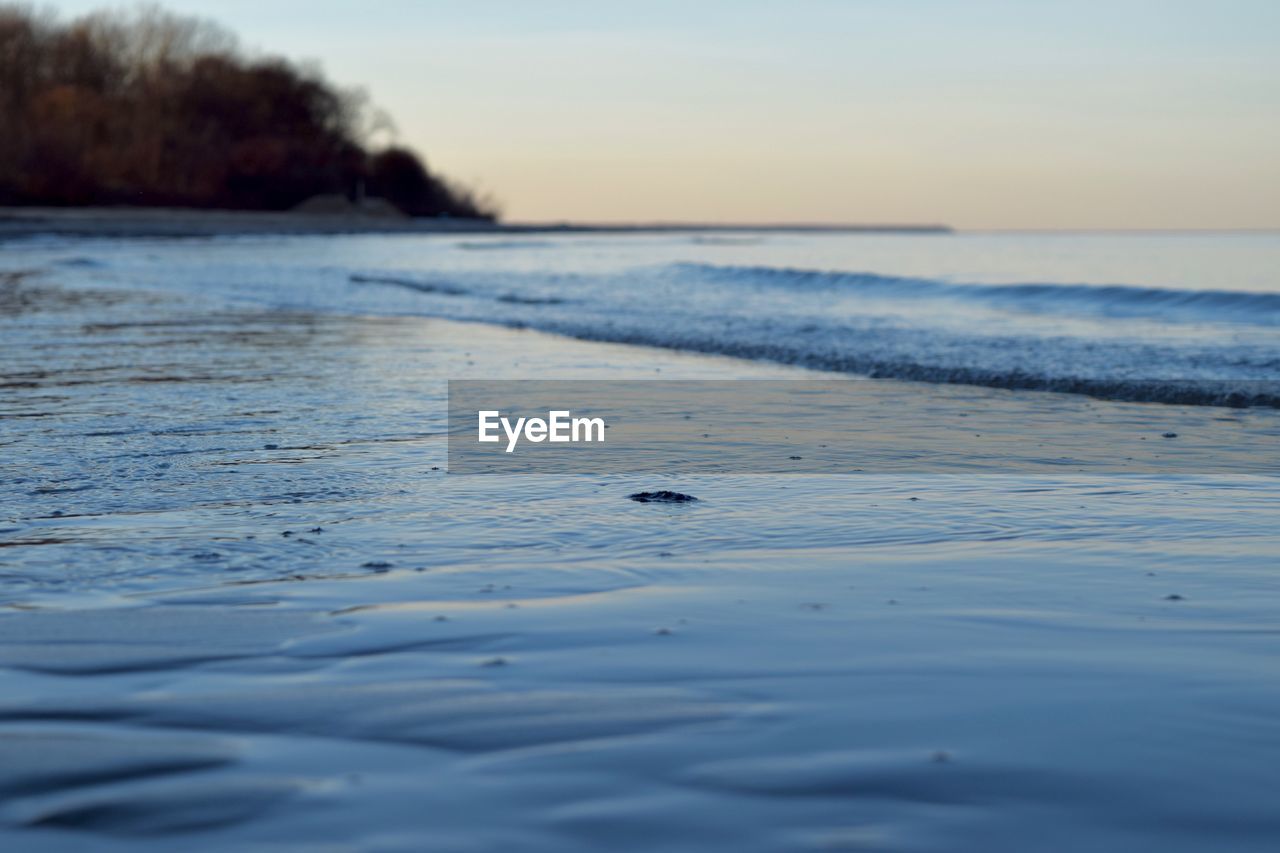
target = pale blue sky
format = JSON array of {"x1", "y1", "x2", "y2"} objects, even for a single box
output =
[{"x1": 52, "y1": 1, "x2": 1280, "y2": 227}]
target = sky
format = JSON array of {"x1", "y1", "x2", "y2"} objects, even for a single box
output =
[{"x1": 52, "y1": 0, "x2": 1280, "y2": 228}]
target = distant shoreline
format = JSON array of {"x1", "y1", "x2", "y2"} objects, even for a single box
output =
[{"x1": 0, "y1": 206, "x2": 951, "y2": 240}]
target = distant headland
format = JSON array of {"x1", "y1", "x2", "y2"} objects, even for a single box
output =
[
  {"x1": 0, "y1": 205, "x2": 951, "y2": 239},
  {"x1": 0, "y1": 5, "x2": 953, "y2": 238},
  {"x1": 0, "y1": 5, "x2": 497, "y2": 220}
]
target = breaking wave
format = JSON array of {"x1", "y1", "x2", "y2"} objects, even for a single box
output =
[
  {"x1": 672, "y1": 262, "x2": 1280, "y2": 326},
  {"x1": 346, "y1": 262, "x2": 1279, "y2": 407}
]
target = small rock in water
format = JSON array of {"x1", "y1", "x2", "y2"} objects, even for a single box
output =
[
  {"x1": 629, "y1": 490, "x2": 698, "y2": 504},
  {"x1": 362, "y1": 561, "x2": 393, "y2": 572},
  {"x1": 1162, "y1": 432, "x2": 1178, "y2": 439},
  {"x1": 263, "y1": 443, "x2": 279, "y2": 450}
]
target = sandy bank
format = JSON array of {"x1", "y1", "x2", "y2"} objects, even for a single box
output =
[{"x1": 0, "y1": 205, "x2": 951, "y2": 240}]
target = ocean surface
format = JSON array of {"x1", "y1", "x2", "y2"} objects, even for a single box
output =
[
  {"x1": 1, "y1": 231, "x2": 1278, "y2": 851},
  {"x1": 12, "y1": 230, "x2": 1280, "y2": 403}
]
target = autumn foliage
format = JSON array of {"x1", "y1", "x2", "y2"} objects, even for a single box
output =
[{"x1": 0, "y1": 4, "x2": 496, "y2": 218}]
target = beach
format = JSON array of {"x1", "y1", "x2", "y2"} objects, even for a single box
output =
[
  {"x1": 2, "y1": 231, "x2": 1279, "y2": 850},
  {"x1": 0, "y1": 207, "x2": 949, "y2": 240}
]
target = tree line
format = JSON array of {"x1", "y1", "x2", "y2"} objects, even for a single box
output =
[{"x1": 0, "y1": 4, "x2": 497, "y2": 218}]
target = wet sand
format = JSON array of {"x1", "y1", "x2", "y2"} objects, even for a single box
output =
[{"x1": 2, "y1": 263, "x2": 1279, "y2": 850}]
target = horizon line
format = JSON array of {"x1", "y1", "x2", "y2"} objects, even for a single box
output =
[{"x1": 510, "y1": 221, "x2": 1280, "y2": 235}]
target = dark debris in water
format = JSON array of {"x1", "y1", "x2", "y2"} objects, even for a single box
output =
[
  {"x1": 496, "y1": 293, "x2": 567, "y2": 305},
  {"x1": 629, "y1": 491, "x2": 698, "y2": 504}
]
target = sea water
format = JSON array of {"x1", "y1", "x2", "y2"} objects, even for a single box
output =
[{"x1": 0, "y1": 231, "x2": 1278, "y2": 851}]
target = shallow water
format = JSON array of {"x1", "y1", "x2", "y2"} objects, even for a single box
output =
[
  {"x1": 8, "y1": 230, "x2": 1280, "y2": 403},
  {"x1": 0, "y1": 235, "x2": 1278, "y2": 851}
]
